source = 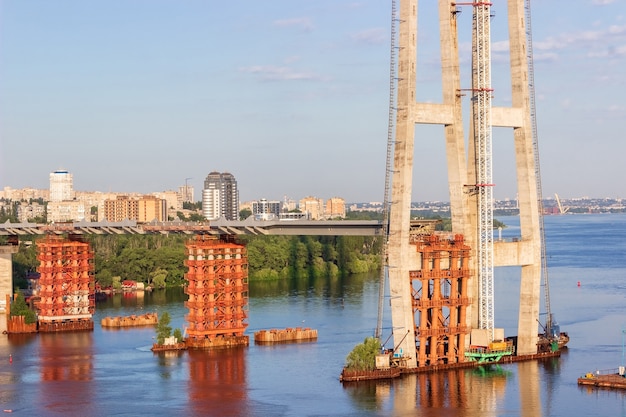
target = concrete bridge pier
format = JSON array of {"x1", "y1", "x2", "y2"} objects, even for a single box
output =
[{"x1": 0, "y1": 245, "x2": 19, "y2": 332}]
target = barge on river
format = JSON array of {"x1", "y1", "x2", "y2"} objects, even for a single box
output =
[
  {"x1": 578, "y1": 367, "x2": 626, "y2": 390},
  {"x1": 254, "y1": 327, "x2": 318, "y2": 344}
]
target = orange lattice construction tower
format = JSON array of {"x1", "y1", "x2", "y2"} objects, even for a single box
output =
[
  {"x1": 411, "y1": 234, "x2": 471, "y2": 367},
  {"x1": 184, "y1": 235, "x2": 249, "y2": 348},
  {"x1": 36, "y1": 236, "x2": 95, "y2": 332}
]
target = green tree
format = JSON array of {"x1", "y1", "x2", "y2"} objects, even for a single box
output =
[
  {"x1": 112, "y1": 276, "x2": 122, "y2": 291},
  {"x1": 11, "y1": 292, "x2": 37, "y2": 324},
  {"x1": 151, "y1": 268, "x2": 168, "y2": 289},
  {"x1": 97, "y1": 269, "x2": 113, "y2": 288},
  {"x1": 239, "y1": 208, "x2": 252, "y2": 220},
  {"x1": 345, "y1": 337, "x2": 382, "y2": 371},
  {"x1": 173, "y1": 328, "x2": 183, "y2": 343},
  {"x1": 155, "y1": 311, "x2": 172, "y2": 345}
]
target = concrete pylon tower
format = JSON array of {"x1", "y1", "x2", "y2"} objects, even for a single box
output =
[{"x1": 387, "y1": 0, "x2": 542, "y2": 365}]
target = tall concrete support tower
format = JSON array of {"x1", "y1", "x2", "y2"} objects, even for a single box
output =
[{"x1": 388, "y1": 0, "x2": 542, "y2": 363}]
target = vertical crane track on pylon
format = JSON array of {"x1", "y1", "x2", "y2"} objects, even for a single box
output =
[{"x1": 375, "y1": 0, "x2": 398, "y2": 340}]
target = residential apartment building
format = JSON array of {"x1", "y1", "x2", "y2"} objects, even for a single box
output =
[
  {"x1": 325, "y1": 197, "x2": 346, "y2": 219},
  {"x1": 17, "y1": 201, "x2": 46, "y2": 222},
  {"x1": 0, "y1": 187, "x2": 48, "y2": 201},
  {"x1": 299, "y1": 196, "x2": 324, "y2": 220},
  {"x1": 178, "y1": 184, "x2": 194, "y2": 203},
  {"x1": 47, "y1": 169, "x2": 85, "y2": 222},
  {"x1": 103, "y1": 195, "x2": 166, "y2": 222},
  {"x1": 49, "y1": 169, "x2": 74, "y2": 202},
  {"x1": 251, "y1": 198, "x2": 281, "y2": 220},
  {"x1": 202, "y1": 172, "x2": 239, "y2": 221},
  {"x1": 47, "y1": 201, "x2": 86, "y2": 222}
]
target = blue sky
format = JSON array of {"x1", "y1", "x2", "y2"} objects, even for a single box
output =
[{"x1": 0, "y1": 1, "x2": 624, "y2": 203}]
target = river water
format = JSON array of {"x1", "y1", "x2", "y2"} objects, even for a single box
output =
[{"x1": 0, "y1": 213, "x2": 625, "y2": 416}]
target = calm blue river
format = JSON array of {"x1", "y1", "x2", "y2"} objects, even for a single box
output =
[{"x1": 0, "y1": 213, "x2": 625, "y2": 416}]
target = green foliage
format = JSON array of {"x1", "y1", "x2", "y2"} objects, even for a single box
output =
[
  {"x1": 90, "y1": 235, "x2": 187, "y2": 288},
  {"x1": 493, "y1": 218, "x2": 507, "y2": 229},
  {"x1": 151, "y1": 268, "x2": 168, "y2": 289},
  {"x1": 239, "y1": 208, "x2": 252, "y2": 220},
  {"x1": 344, "y1": 210, "x2": 383, "y2": 220},
  {"x1": 12, "y1": 240, "x2": 39, "y2": 288},
  {"x1": 11, "y1": 292, "x2": 37, "y2": 324},
  {"x1": 0, "y1": 201, "x2": 19, "y2": 223},
  {"x1": 155, "y1": 311, "x2": 172, "y2": 345},
  {"x1": 243, "y1": 235, "x2": 380, "y2": 281},
  {"x1": 173, "y1": 328, "x2": 183, "y2": 343},
  {"x1": 97, "y1": 269, "x2": 113, "y2": 288},
  {"x1": 112, "y1": 276, "x2": 122, "y2": 291},
  {"x1": 183, "y1": 201, "x2": 202, "y2": 211},
  {"x1": 28, "y1": 215, "x2": 47, "y2": 224},
  {"x1": 345, "y1": 337, "x2": 382, "y2": 371}
]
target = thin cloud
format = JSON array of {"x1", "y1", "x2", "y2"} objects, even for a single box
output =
[
  {"x1": 239, "y1": 65, "x2": 325, "y2": 82},
  {"x1": 273, "y1": 17, "x2": 314, "y2": 32},
  {"x1": 588, "y1": 44, "x2": 626, "y2": 57},
  {"x1": 534, "y1": 23, "x2": 626, "y2": 51},
  {"x1": 350, "y1": 27, "x2": 387, "y2": 45},
  {"x1": 491, "y1": 40, "x2": 510, "y2": 53},
  {"x1": 592, "y1": 0, "x2": 616, "y2": 5}
]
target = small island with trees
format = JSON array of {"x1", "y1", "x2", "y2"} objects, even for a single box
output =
[{"x1": 151, "y1": 311, "x2": 186, "y2": 352}]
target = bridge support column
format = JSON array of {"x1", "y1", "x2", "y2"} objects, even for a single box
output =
[
  {"x1": 0, "y1": 245, "x2": 18, "y2": 332},
  {"x1": 389, "y1": 0, "x2": 543, "y2": 360}
]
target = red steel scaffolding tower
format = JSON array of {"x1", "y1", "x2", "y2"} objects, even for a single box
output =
[
  {"x1": 184, "y1": 235, "x2": 249, "y2": 348},
  {"x1": 35, "y1": 236, "x2": 95, "y2": 332},
  {"x1": 411, "y1": 234, "x2": 471, "y2": 367}
]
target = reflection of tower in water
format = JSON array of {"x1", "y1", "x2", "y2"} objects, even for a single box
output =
[
  {"x1": 39, "y1": 332, "x2": 93, "y2": 411},
  {"x1": 388, "y1": 368, "x2": 512, "y2": 415},
  {"x1": 187, "y1": 347, "x2": 248, "y2": 416}
]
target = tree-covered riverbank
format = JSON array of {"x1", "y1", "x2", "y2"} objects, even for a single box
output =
[{"x1": 10, "y1": 234, "x2": 381, "y2": 289}]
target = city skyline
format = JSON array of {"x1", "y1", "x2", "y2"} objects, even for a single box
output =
[{"x1": 1, "y1": 1, "x2": 624, "y2": 202}]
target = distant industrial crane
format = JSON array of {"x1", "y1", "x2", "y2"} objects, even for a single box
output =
[
  {"x1": 555, "y1": 193, "x2": 569, "y2": 214},
  {"x1": 184, "y1": 178, "x2": 193, "y2": 203}
]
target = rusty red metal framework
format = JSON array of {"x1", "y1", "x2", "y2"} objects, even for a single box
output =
[
  {"x1": 35, "y1": 235, "x2": 95, "y2": 332},
  {"x1": 184, "y1": 235, "x2": 249, "y2": 348},
  {"x1": 410, "y1": 234, "x2": 472, "y2": 367}
]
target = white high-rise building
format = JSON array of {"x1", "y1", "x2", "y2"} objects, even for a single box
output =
[
  {"x1": 49, "y1": 169, "x2": 74, "y2": 202},
  {"x1": 202, "y1": 172, "x2": 239, "y2": 221}
]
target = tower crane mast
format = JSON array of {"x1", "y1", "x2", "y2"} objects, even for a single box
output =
[{"x1": 473, "y1": 2, "x2": 495, "y2": 338}]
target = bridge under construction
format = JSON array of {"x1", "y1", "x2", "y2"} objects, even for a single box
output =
[
  {"x1": 0, "y1": 0, "x2": 552, "y2": 366},
  {"x1": 385, "y1": 0, "x2": 546, "y2": 369}
]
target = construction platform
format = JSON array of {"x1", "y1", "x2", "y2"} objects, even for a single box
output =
[
  {"x1": 186, "y1": 335, "x2": 249, "y2": 349},
  {"x1": 101, "y1": 313, "x2": 158, "y2": 328},
  {"x1": 578, "y1": 368, "x2": 626, "y2": 390},
  {"x1": 254, "y1": 327, "x2": 318, "y2": 344},
  {"x1": 464, "y1": 340, "x2": 515, "y2": 364},
  {"x1": 340, "y1": 349, "x2": 561, "y2": 382},
  {"x1": 38, "y1": 319, "x2": 94, "y2": 332}
]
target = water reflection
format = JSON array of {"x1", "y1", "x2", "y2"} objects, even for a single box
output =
[
  {"x1": 187, "y1": 347, "x2": 248, "y2": 416},
  {"x1": 344, "y1": 364, "x2": 530, "y2": 416},
  {"x1": 40, "y1": 332, "x2": 93, "y2": 381},
  {"x1": 38, "y1": 332, "x2": 93, "y2": 414},
  {"x1": 249, "y1": 273, "x2": 375, "y2": 300}
]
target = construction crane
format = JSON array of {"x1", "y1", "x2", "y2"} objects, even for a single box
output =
[
  {"x1": 473, "y1": 2, "x2": 495, "y2": 339},
  {"x1": 527, "y1": 0, "x2": 568, "y2": 349},
  {"x1": 463, "y1": 1, "x2": 516, "y2": 363},
  {"x1": 375, "y1": 0, "x2": 398, "y2": 340},
  {"x1": 554, "y1": 193, "x2": 569, "y2": 214}
]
